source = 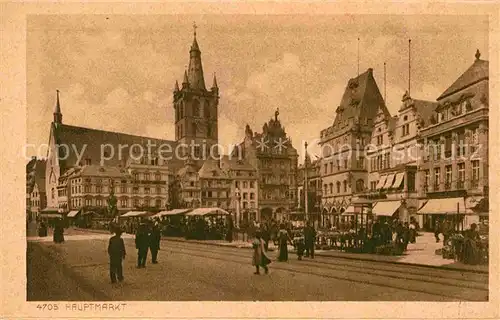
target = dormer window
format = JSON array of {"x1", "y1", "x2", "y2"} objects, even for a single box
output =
[{"x1": 403, "y1": 115, "x2": 408, "y2": 121}]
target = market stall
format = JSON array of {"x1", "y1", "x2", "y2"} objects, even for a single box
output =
[
  {"x1": 151, "y1": 209, "x2": 191, "y2": 236},
  {"x1": 184, "y1": 208, "x2": 230, "y2": 240}
]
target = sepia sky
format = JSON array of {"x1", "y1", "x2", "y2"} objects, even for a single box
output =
[{"x1": 26, "y1": 14, "x2": 488, "y2": 162}]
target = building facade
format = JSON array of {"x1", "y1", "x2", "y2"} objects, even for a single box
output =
[
  {"x1": 220, "y1": 156, "x2": 259, "y2": 222},
  {"x1": 234, "y1": 112, "x2": 298, "y2": 222},
  {"x1": 362, "y1": 91, "x2": 437, "y2": 223},
  {"x1": 198, "y1": 159, "x2": 231, "y2": 209},
  {"x1": 26, "y1": 157, "x2": 47, "y2": 220},
  {"x1": 416, "y1": 50, "x2": 489, "y2": 230},
  {"x1": 319, "y1": 68, "x2": 386, "y2": 225}
]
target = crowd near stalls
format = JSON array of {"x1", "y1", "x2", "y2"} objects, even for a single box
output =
[{"x1": 117, "y1": 208, "x2": 233, "y2": 241}]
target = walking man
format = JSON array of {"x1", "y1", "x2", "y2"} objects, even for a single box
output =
[
  {"x1": 108, "y1": 227, "x2": 126, "y2": 283},
  {"x1": 149, "y1": 223, "x2": 161, "y2": 264},
  {"x1": 304, "y1": 221, "x2": 316, "y2": 259},
  {"x1": 135, "y1": 223, "x2": 149, "y2": 268}
]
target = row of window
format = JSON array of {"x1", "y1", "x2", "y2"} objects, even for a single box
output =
[
  {"x1": 31, "y1": 200, "x2": 41, "y2": 207},
  {"x1": 202, "y1": 179, "x2": 231, "y2": 188},
  {"x1": 202, "y1": 191, "x2": 229, "y2": 198},
  {"x1": 70, "y1": 197, "x2": 165, "y2": 208},
  {"x1": 261, "y1": 174, "x2": 289, "y2": 185},
  {"x1": 176, "y1": 121, "x2": 215, "y2": 139},
  {"x1": 323, "y1": 158, "x2": 365, "y2": 175},
  {"x1": 423, "y1": 160, "x2": 480, "y2": 191},
  {"x1": 260, "y1": 159, "x2": 290, "y2": 170},
  {"x1": 261, "y1": 190, "x2": 295, "y2": 200},
  {"x1": 66, "y1": 185, "x2": 166, "y2": 195},
  {"x1": 234, "y1": 180, "x2": 256, "y2": 189},
  {"x1": 370, "y1": 154, "x2": 390, "y2": 171},
  {"x1": 176, "y1": 99, "x2": 213, "y2": 121}
]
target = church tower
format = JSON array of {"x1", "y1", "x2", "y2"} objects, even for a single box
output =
[{"x1": 173, "y1": 24, "x2": 219, "y2": 160}]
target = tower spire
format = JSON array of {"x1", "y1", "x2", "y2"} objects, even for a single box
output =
[
  {"x1": 187, "y1": 22, "x2": 205, "y2": 90},
  {"x1": 174, "y1": 80, "x2": 180, "y2": 92},
  {"x1": 212, "y1": 72, "x2": 218, "y2": 89},
  {"x1": 53, "y1": 89, "x2": 62, "y2": 125},
  {"x1": 182, "y1": 69, "x2": 189, "y2": 89}
]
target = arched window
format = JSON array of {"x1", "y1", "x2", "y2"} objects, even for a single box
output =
[
  {"x1": 324, "y1": 184, "x2": 328, "y2": 194},
  {"x1": 207, "y1": 123, "x2": 212, "y2": 138},
  {"x1": 336, "y1": 181, "x2": 341, "y2": 193},
  {"x1": 193, "y1": 100, "x2": 200, "y2": 117},
  {"x1": 204, "y1": 102, "x2": 210, "y2": 119},
  {"x1": 192, "y1": 122, "x2": 197, "y2": 136},
  {"x1": 343, "y1": 180, "x2": 347, "y2": 192},
  {"x1": 329, "y1": 183, "x2": 333, "y2": 194},
  {"x1": 180, "y1": 103, "x2": 184, "y2": 118},
  {"x1": 356, "y1": 179, "x2": 365, "y2": 192}
]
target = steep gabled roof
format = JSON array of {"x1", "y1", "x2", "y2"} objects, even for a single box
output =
[
  {"x1": 220, "y1": 155, "x2": 256, "y2": 172},
  {"x1": 53, "y1": 123, "x2": 177, "y2": 170},
  {"x1": 437, "y1": 58, "x2": 488, "y2": 100},
  {"x1": 198, "y1": 159, "x2": 228, "y2": 179},
  {"x1": 332, "y1": 68, "x2": 386, "y2": 128}
]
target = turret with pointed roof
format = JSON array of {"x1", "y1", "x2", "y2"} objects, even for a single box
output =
[{"x1": 53, "y1": 90, "x2": 62, "y2": 125}]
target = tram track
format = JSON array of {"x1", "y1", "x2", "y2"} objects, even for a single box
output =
[
  {"x1": 163, "y1": 240, "x2": 488, "y2": 301},
  {"x1": 164, "y1": 239, "x2": 488, "y2": 282}
]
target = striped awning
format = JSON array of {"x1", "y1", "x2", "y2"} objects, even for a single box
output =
[
  {"x1": 391, "y1": 173, "x2": 405, "y2": 189},
  {"x1": 376, "y1": 175, "x2": 387, "y2": 190},
  {"x1": 382, "y1": 174, "x2": 395, "y2": 189}
]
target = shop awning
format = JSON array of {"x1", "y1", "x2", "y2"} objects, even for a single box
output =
[
  {"x1": 382, "y1": 174, "x2": 395, "y2": 189},
  {"x1": 121, "y1": 211, "x2": 147, "y2": 217},
  {"x1": 417, "y1": 198, "x2": 472, "y2": 215},
  {"x1": 186, "y1": 207, "x2": 230, "y2": 216},
  {"x1": 152, "y1": 209, "x2": 191, "y2": 218},
  {"x1": 39, "y1": 213, "x2": 62, "y2": 218},
  {"x1": 372, "y1": 201, "x2": 401, "y2": 217},
  {"x1": 376, "y1": 175, "x2": 387, "y2": 190},
  {"x1": 391, "y1": 173, "x2": 405, "y2": 189},
  {"x1": 41, "y1": 207, "x2": 59, "y2": 213},
  {"x1": 66, "y1": 210, "x2": 80, "y2": 218}
]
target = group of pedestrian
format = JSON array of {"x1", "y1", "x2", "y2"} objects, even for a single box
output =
[{"x1": 107, "y1": 221, "x2": 162, "y2": 284}]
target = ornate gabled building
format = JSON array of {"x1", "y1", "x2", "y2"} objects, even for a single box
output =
[
  {"x1": 319, "y1": 68, "x2": 385, "y2": 224},
  {"x1": 416, "y1": 50, "x2": 489, "y2": 231},
  {"x1": 232, "y1": 110, "x2": 298, "y2": 222},
  {"x1": 363, "y1": 91, "x2": 437, "y2": 223}
]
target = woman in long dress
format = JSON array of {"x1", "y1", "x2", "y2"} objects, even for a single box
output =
[
  {"x1": 277, "y1": 224, "x2": 292, "y2": 262},
  {"x1": 252, "y1": 231, "x2": 271, "y2": 274}
]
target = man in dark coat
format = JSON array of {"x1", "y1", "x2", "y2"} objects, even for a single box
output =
[
  {"x1": 135, "y1": 223, "x2": 149, "y2": 268},
  {"x1": 304, "y1": 221, "x2": 316, "y2": 259},
  {"x1": 149, "y1": 223, "x2": 161, "y2": 264},
  {"x1": 108, "y1": 228, "x2": 126, "y2": 283}
]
